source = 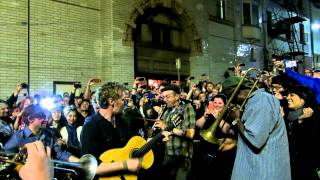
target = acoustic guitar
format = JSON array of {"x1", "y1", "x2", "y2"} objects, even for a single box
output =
[
  {"x1": 99, "y1": 109, "x2": 184, "y2": 180},
  {"x1": 99, "y1": 132, "x2": 164, "y2": 180}
]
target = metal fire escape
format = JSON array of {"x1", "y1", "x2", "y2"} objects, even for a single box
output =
[{"x1": 267, "y1": 0, "x2": 307, "y2": 60}]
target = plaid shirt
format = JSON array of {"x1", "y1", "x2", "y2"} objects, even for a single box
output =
[{"x1": 162, "y1": 102, "x2": 196, "y2": 158}]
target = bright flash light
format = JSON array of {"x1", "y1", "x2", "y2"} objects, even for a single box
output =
[
  {"x1": 311, "y1": 23, "x2": 320, "y2": 30},
  {"x1": 40, "y1": 97, "x2": 55, "y2": 111}
]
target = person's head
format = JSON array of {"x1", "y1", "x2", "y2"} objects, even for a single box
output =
[
  {"x1": 161, "y1": 84, "x2": 180, "y2": 108},
  {"x1": 314, "y1": 69, "x2": 320, "y2": 78},
  {"x1": 222, "y1": 76, "x2": 253, "y2": 105},
  {"x1": 211, "y1": 86, "x2": 220, "y2": 97},
  {"x1": 96, "y1": 82, "x2": 127, "y2": 114},
  {"x1": 202, "y1": 81, "x2": 207, "y2": 88},
  {"x1": 193, "y1": 87, "x2": 201, "y2": 98},
  {"x1": 199, "y1": 92, "x2": 207, "y2": 102},
  {"x1": 33, "y1": 94, "x2": 41, "y2": 105},
  {"x1": 131, "y1": 88, "x2": 137, "y2": 95},
  {"x1": 212, "y1": 94, "x2": 227, "y2": 113},
  {"x1": 0, "y1": 101, "x2": 9, "y2": 119},
  {"x1": 23, "y1": 104, "x2": 47, "y2": 128},
  {"x1": 126, "y1": 97, "x2": 135, "y2": 108},
  {"x1": 193, "y1": 99, "x2": 201, "y2": 109},
  {"x1": 63, "y1": 106, "x2": 77, "y2": 125},
  {"x1": 19, "y1": 96, "x2": 33, "y2": 110},
  {"x1": 201, "y1": 73, "x2": 209, "y2": 81},
  {"x1": 90, "y1": 91, "x2": 96, "y2": 101},
  {"x1": 74, "y1": 96, "x2": 83, "y2": 108},
  {"x1": 62, "y1": 92, "x2": 70, "y2": 106},
  {"x1": 180, "y1": 92, "x2": 187, "y2": 100},
  {"x1": 50, "y1": 107, "x2": 62, "y2": 122},
  {"x1": 304, "y1": 69, "x2": 313, "y2": 77},
  {"x1": 206, "y1": 82, "x2": 215, "y2": 93},
  {"x1": 53, "y1": 95, "x2": 63, "y2": 106},
  {"x1": 79, "y1": 99, "x2": 90, "y2": 111},
  {"x1": 286, "y1": 85, "x2": 316, "y2": 110}
]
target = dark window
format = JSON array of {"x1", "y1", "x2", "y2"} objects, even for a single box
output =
[
  {"x1": 252, "y1": 4, "x2": 259, "y2": 25},
  {"x1": 243, "y1": 3, "x2": 251, "y2": 25},
  {"x1": 152, "y1": 24, "x2": 161, "y2": 45},
  {"x1": 163, "y1": 27, "x2": 171, "y2": 48}
]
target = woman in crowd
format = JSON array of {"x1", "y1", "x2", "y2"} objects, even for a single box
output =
[
  {"x1": 47, "y1": 106, "x2": 66, "y2": 139},
  {"x1": 193, "y1": 94, "x2": 236, "y2": 180},
  {"x1": 285, "y1": 85, "x2": 320, "y2": 180},
  {"x1": 13, "y1": 96, "x2": 33, "y2": 130},
  {"x1": 60, "y1": 105, "x2": 82, "y2": 157}
]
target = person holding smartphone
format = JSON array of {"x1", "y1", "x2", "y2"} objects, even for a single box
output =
[{"x1": 193, "y1": 94, "x2": 236, "y2": 180}]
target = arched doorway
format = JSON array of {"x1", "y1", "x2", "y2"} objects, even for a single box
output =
[{"x1": 123, "y1": 0, "x2": 202, "y2": 88}]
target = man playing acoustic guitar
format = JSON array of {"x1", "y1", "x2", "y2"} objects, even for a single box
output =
[{"x1": 80, "y1": 82, "x2": 141, "y2": 178}]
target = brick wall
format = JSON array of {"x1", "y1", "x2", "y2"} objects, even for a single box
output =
[
  {"x1": 0, "y1": 0, "x2": 102, "y2": 99},
  {"x1": 0, "y1": 0, "x2": 267, "y2": 99}
]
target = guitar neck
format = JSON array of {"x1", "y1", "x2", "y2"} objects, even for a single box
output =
[
  {"x1": 134, "y1": 132, "x2": 163, "y2": 157},
  {"x1": 134, "y1": 111, "x2": 180, "y2": 157}
]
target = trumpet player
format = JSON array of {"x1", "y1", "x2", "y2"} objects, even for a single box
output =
[{"x1": 4, "y1": 104, "x2": 79, "y2": 163}]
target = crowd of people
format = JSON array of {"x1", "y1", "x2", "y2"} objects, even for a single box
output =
[{"x1": 0, "y1": 60, "x2": 320, "y2": 180}]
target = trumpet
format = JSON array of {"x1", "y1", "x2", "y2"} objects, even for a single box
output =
[{"x1": 0, "y1": 151, "x2": 97, "y2": 180}]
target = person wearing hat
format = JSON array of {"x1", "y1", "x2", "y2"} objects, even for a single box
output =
[
  {"x1": 285, "y1": 85, "x2": 320, "y2": 179},
  {"x1": 153, "y1": 84, "x2": 196, "y2": 180},
  {"x1": 222, "y1": 76, "x2": 291, "y2": 180}
]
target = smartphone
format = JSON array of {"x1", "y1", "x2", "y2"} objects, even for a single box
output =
[
  {"x1": 92, "y1": 79, "x2": 102, "y2": 83},
  {"x1": 74, "y1": 83, "x2": 82, "y2": 89},
  {"x1": 285, "y1": 60, "x2": 297, "y2": 68},
  {"x1": 136, "y1": 77, "x2": 145, "y2": 81}
]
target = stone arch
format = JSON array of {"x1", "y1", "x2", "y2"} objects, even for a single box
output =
[{"x1": 122, "y1": 0, "x2": 202, "y2": 56}]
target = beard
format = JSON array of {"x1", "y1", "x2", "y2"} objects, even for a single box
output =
[{"x1": 112, "y1": 109, "x2": 123, "y2": 116}]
